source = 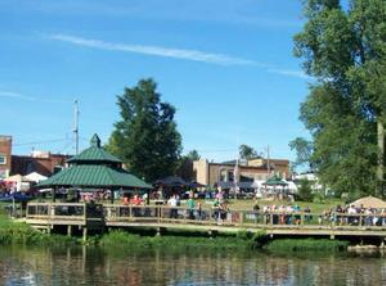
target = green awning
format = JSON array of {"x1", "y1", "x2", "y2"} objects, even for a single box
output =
[
  {"x1": 38, "y1": 165, "x2": 152, "y2": 189},
  {"x1": 264, "y1": 176, "x2": 288, "y2": 186}
]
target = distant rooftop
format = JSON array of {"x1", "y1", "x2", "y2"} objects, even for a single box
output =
[{"x1": 0, "y1": 135, "x2": 12, "y2": 141}]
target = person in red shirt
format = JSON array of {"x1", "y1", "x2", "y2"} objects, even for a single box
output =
[{"x1": 131, "y1": 194, "x2": 142, "y2": 216}]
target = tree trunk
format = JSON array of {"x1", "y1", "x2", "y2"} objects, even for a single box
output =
[{"x1": 377, "y1": 120, "x2": 385, "y2": 197}]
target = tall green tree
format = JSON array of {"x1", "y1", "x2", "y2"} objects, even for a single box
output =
[
  {"x1": 239, "y1": 144, "x2": 258, "y2": 160},
  {"x1": 186, "y1": 150, "x2": 201, "y2": 161},
  {"x1": 176, "y1": 150, "x2": 201, "y2": 181},
  {"x1": 107, "y1": 78, "x2": 182, "y2": 182},
  {"x1": 294, "y1": 0, "x2": 386, "y2": 196},
  {"x1": 289, "y1": 137, "x2": 314, "y2": 171}
]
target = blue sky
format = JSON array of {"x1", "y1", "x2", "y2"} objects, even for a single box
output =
[{"x1": 0, "y1": 0, "x2": 310, "y2": 162}]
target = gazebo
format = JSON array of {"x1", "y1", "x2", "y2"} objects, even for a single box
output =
[
  {"x1": 262, "y1": 176, "x2": 289, "y2": 199},
  {"x1": 154, "y1": 176, "x2": 188, "y2": 199},
  {"x1": 37, "y1": 134, "x2": 152, "y2": 202}
]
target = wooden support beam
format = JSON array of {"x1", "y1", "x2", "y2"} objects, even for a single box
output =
[
  {"x1": 83, "y1": 227, "x2": 88, "y2": 242},
  {"x1": 110, "y1": 189, "x2": 114, "y2": 204},
  {"x1": 52, "y1": 188, "x2": 56, "y2": 202}
]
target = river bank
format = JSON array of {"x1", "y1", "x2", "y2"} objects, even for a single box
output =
[
  {"x1": 0, "y1": 215, "x2": 352, "y2": 253},
  {"x1": 0, "y1": 206, "x2": 378, "y2": 253}
]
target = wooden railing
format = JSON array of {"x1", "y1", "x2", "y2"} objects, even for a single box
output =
[
  {"x1": 26, "y1": 203, "x2": 386, "y2": 231},
  {"x1": 27, "y1": 203, "x2": 87, "y2": 224}
]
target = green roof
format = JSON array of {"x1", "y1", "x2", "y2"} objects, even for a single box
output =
[
  {"x1": 38, "y1": 165, "x2": 152, "y2": 189},
  {"x1": 67, "y1": 134, "x2": 122, "y2": 164},
  {"x1": 264, "y1": 176, "x2": 288, "y2": 186},
  {"x1": 37, "y1": 134, "x2": 151, "y2": 190}
]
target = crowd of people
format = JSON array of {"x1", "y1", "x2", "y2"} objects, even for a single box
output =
[
  {"x1": 319, "y1": 204, "x2": 386, "y2": 226},
  {"x1": 116, "y1": 190, "x2": 386, "y2": 227}
]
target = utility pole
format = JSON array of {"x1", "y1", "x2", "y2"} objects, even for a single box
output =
[
  {"x1": 266, "y1": 145, "x2": 271, "y2": 176},
  {"x1": 74, "y1": 100, "x2": 80, "y2": 155}
]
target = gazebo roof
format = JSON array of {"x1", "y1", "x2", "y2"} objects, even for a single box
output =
[
  {"x1": 67, "y1": 134, "x2": 122, "y2": 164},
  {"x1": 38, "y1": 165, "x2": 152, "y2": 189},
  {"x1": 37, "y1": 134, "x2": 151, "y2": 190},
  {"x1": 263, "y1": 176, "x2": 288, "y2": 186},
  {"x1": 155, "y1": 176, "x2": 188, "y2": 187}
]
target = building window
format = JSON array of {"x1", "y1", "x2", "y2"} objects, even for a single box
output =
[
  {"x1": 54, "y1": 165, "x2": 63, "y2": 174},
  {"x1": 219, "y1": 169, "x2": 228, "y2": 182},
  {"x1": 26, "y1": 161, "x2": 34, "y2": 174},
  {"x1": 0, "y1": 154, "x2": 6, "y2": 165},
  {"x1": 228, "y1": 171, "x2": 235, "y2": 182}
]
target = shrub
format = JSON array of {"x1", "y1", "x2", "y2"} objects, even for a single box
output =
[{"x1": 298, "y1": 179, "x2": 314, "y2": 201}]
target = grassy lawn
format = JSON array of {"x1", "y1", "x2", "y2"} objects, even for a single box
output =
[{"x1": 0, "y1": 202, "x2": 13, "y2": 226}]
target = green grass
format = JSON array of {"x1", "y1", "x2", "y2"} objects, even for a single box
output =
[
  {"x1": 265, "y1": 238, "x2": 349, "y2": 252},
  {"x1": 0, "y1": 202, "x2": 77, "y2": 245},
  {"x1": 100, "y1": 229, "x2": 265, "y2": 251}
]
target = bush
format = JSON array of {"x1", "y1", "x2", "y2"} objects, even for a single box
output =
[
  {"x1": 312, "y1": 192, "x2": 325, "y2": 204},
  {"x1": 298, "y1": 179, "x2": 314, "y2": 201},
  {"x1": 265, "y1": 238, "x2": 349, "y2": 252}
]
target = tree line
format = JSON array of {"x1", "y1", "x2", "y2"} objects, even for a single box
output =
[{"x1": 290, "y1": 0, "x2": 386, "y2": 198}]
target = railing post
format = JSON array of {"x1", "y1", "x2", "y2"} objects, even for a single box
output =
[
  {"x1": 50, "y1": 204, "x2": 55, "y2": 217},
  {"x1": 83, "y1": 203, "x2": 87, "y2": 223},
  {"x1": 359, "y1": 214, "x2": 363, "y2": 227},
  {"x1": 300, "y1": 212, "x2": 304, "y2": 226},
  {"x1": 239, "y1": 211, "x2": 244, "y2": 227},
  {"x1": 160, "y1": 206, "x2": 164, "y2": 222}
]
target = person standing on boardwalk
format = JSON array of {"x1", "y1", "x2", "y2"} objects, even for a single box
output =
[
  {"x1": 168, "y1": 195, "x2": 178, "y2": 219},
  {"x1": 196, "y1": 201, "x2": 203, "y2": 220},
  {"x1": 131, "y1": 194, "x2": 143, "y2": 217},
  {"x1": 186, "y1": 197, "x2": 196, "y2": 220}
]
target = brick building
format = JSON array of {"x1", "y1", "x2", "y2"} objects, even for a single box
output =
[
  {"x1": 0, "y1": 135, "x2": 71, "y2": 178},
  {"x1": 11, "y1": 151, "x2": 71, "y2": 177},
  {"x1": 193, "y1": 157, "x2": 291, "y2": 187},
  {"x1": 0, "y1": 136, "x2": 12, "y2": 179}
]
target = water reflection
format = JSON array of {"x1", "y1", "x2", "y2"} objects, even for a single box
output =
[{"x1": 0, "y1": 245, "x2": 385, "y2": 285}]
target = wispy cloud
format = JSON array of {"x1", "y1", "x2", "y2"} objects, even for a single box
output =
[
  {"x1": 0, "y1": 90, "x2": 72, "y2": 103},
  {"x1": 267, "y1": 68, "x2": 312, "y2": 80},
  {"x1": 48, "y1": 34, "x2": 264, "y2": 67},
  {"x1": 48, "y1": 33, "x2": 310, "y2": 79},
  {"x1": 0, "y1": 91, "x2": 36, "y2": 101}
]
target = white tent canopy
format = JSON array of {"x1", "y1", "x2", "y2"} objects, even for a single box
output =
[
  {"x1": 4, "y1": 174, "x2": 26, "y2": 183},
  {"x1": 24, "y1": 172, "x2": 47, "y2": 183},
  {"x1": 3, "y1": 174, "x2": 30, "y2": 192}
]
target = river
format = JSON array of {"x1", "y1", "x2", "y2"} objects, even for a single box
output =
[{"x1": 0, "y1": 245, "x2": 385, "y2": 285}]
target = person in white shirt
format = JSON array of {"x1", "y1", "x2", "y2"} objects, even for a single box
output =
[{"x1": 168, "y1": 195, "x2": 178, "y2": 219}]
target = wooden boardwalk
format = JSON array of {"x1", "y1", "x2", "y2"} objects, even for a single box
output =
[{"x1": 26, "y1": 203, "x2": 386, "y2": 240}]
